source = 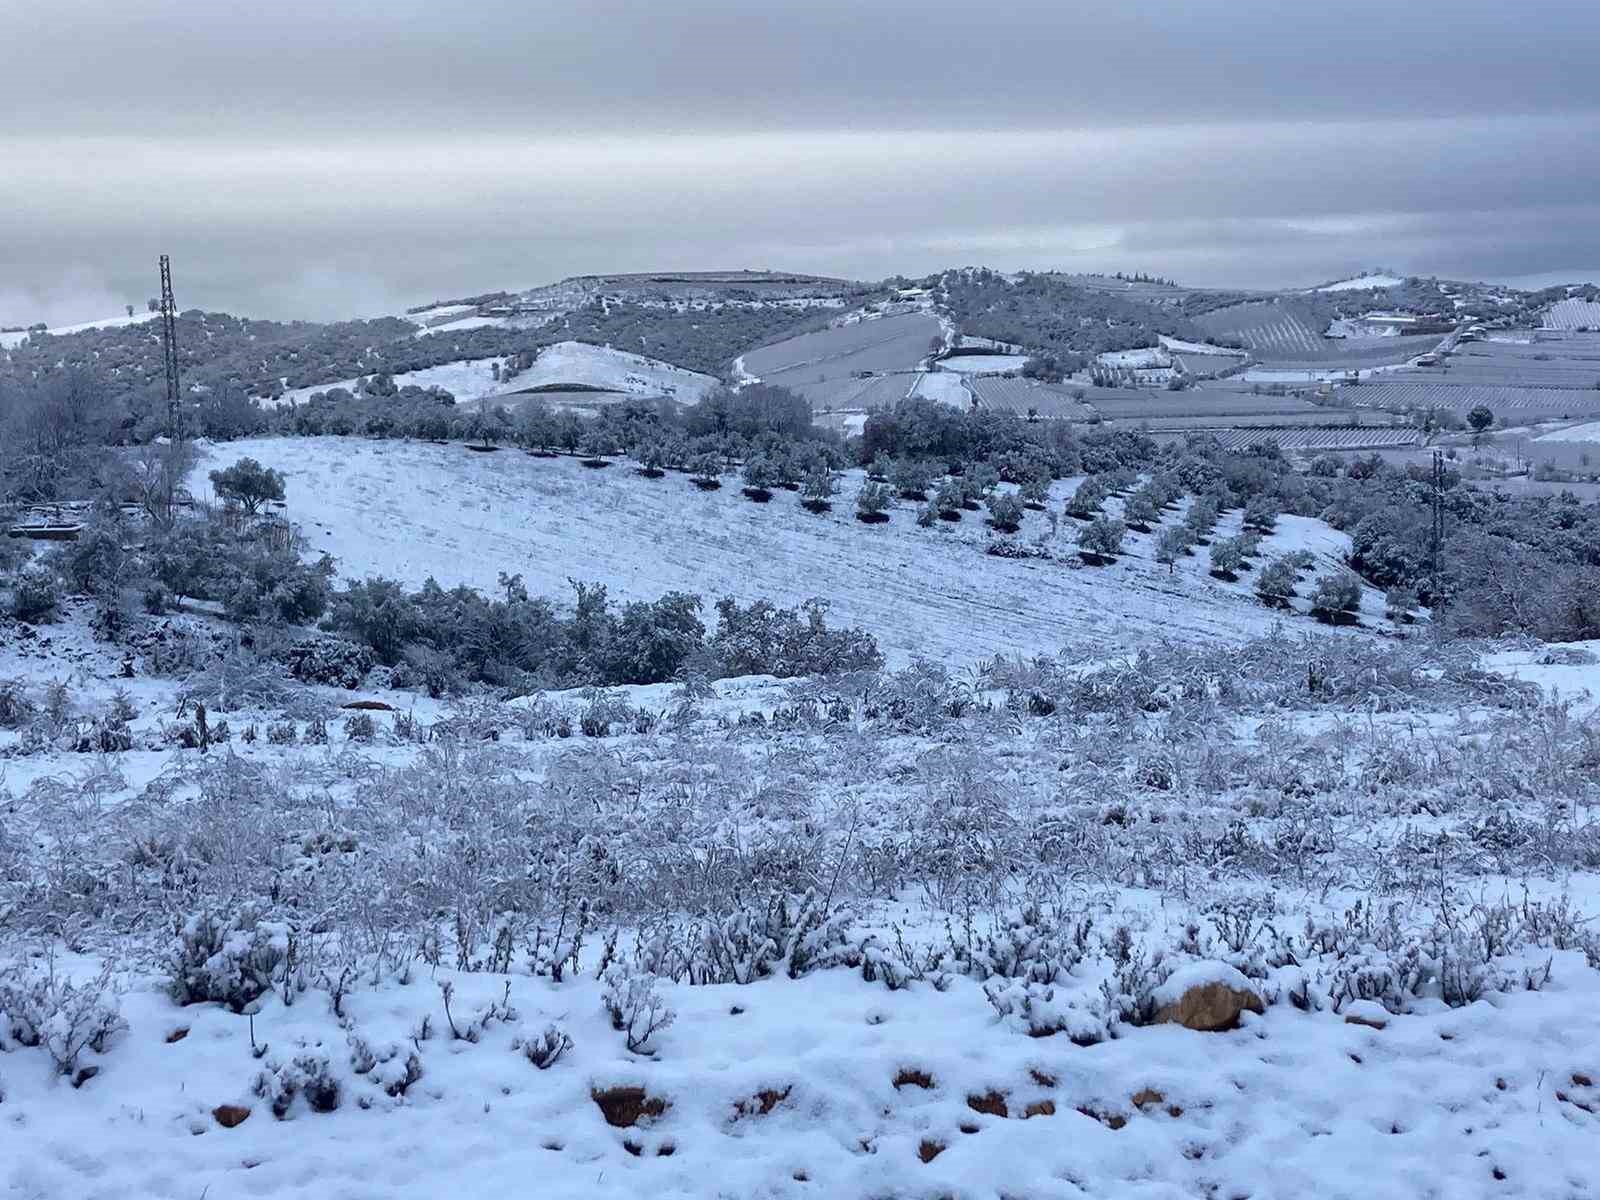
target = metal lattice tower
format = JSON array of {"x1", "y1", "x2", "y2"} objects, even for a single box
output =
[
  {"x1": 159, "y1": 255, "x2": 180, "y2": 442},
  {"x1": 1430, "y1": 448, "x2": 1446, "y2": 586}
]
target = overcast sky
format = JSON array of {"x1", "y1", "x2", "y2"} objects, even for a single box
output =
[{"x1": 3, "y1": 0, "x2": 1599, "y2": 324}]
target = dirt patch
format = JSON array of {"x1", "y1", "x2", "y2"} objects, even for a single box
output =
[
  {"x1": 592, "y1": 1086, "x2": 669, "y2": 1128},
  {"x1": 733, "y1": 1086, "x2": 792, "y2": 1119},
  {"x1": 212, "y1": 1104, "x2": 251, "y2": 1128},
  {"x1": 967, "y1": 1091, "x2": 1008, "y2": 1118},
  {"x1": 893, "y1": 1069, "x2": 935, "y2": 1091},
  {"x1": 341, "y1": 699, "x2": 396, "y2": 711},
  {"x1": 918, "y1": 1139, "x2": 946, "y2": 1163}
]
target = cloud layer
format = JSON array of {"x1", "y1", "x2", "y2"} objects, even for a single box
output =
[{"x1": 2, "y1": 3, "x2": 1598, "y2": 321}]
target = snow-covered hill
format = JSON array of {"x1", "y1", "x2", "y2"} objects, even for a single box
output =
[
  {"x1": 188, "y1": 437, "x2": 1386, "y2": 667},
  {"x1": 274, "y1": 342, "x2": 718, "y2": 409}
]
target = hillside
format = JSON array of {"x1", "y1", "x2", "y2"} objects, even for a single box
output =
[{"x1": 188, "y1": 437, "x2": 1386, "y2": 667}]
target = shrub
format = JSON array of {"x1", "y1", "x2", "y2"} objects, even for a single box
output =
[
  {"x1": 1385, "y1": 585, "x2": 1420, "y2": 623},
  {"x1": 1255, "y1": 557, "x2": 1298, "y2": 606},
  {"x1": 986, "y1": 490, "x2": 1023, "y2": 532},
  {"x1": 916, "y1": 501, "x2": 938, "y2": 527},
  {"x1": 706, "y1": 597, "x2": 882, "y2": 678},
  {"x1": 514, "y1": 1023, "x2": 573, "y2": 1069},
  {"x1": 601, "y1": 964, "x2": 675, "y2": 1054},
  {"x1": 1076, "y1": 516, "x2": 1125, "y2": 562},
  {"x1": 254, "y1": 1052, "x2": 341, "y2": 1118},
  {"x1": 1310, "y1": 572, "x2": 1363, "y2": 624},
  {"x1": 1184, "y1": 496, "x2": 1219, "y2": 539},
  {"x1": 209, "y1": 457, "x2": 287, "y2": 515},
  {"x1": 800, "y1": 466, "x2": 836, "y2": 512},
  {"x1": 168, "y1": 907, "x2": 289, "y2": 1012},
  {"x1": 690, "y1": 454, "x2": 722, "y2": 490},
  {"x1": 1122, "y1": 493, "x2": 1160, "y2": 531},
  {"x1": 891, "y1": 458, "x2": 934, "y2": 500},
  {"x1": 0, "y1": 959, "x2": 126, "y2": 1079},
  {"x1": 280, "y1": 636, "x2": 372, "y2": 689},
  {"x1": 345, "y1": 712, "x2": 377, "y2": 742},
  {"x1": 855, "y1": 482, "x2": 891, "y2": 523},
  {"x1": 1154, "y1": 526, "x2": 1192, "y2": 571},
  {"x1": 10, "y1": 566, "x2": 60, "y2": 623},
  {"x1": 1209, "y1": 537, "x2": 1245, "y2": 579},
  {"x1": 741, "y1": 455, "x2": 774, "y2": 500},
  {"x1": 1065, "y1": 477, "x2": 1104, "y2": 519},
  {"x1": 934, "y1": 477, "x2": 964, "y2": 519},
  {"x1": 1242, "y1": 494, "x2": 1279, "y2": 533},
  {"x1": 1018, "y1": 470, "x2": 1051, "y2": 508}
]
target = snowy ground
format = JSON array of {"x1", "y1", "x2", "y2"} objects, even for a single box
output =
[
  {"x1": 1315, "y1": 274, "x2": 1406, "y2": 292},
  {"x1": 935, "y1": 354, "x2": 1031, "y2": 374},
  {"x1": 187, "y1": 437, "x2": 1387, "y2": 667},
  {"x1": 274, "y1": 342, "x2": 718, "y2": 409},
  {"x1": 1537, "y1": 421, "x2": 1600, "y2": 444},
  {"x1": 2, "y1": 604, "x2": 1597, "y2": 1200},
  {"x1": 0, "y1": 311, "x2": 159, "y2": 349}
]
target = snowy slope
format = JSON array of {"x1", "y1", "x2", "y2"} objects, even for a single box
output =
[
  {"x1": 1316, "y1": 273, "x2": 1406, "y2": 292},
  {"x1": 188, "y1": 438, "x2": 1384, "y2": 667},
  {"x1": 0, "y1": 310, "x2": 159, "y2": 348},
  {"x1": 274, "y1": 342, "x2": 718, "y2": 408}
]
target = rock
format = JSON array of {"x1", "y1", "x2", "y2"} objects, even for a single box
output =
[
  {"x1": 591, "y1": 1086, "x2": 668, "y2": 1128},
  {"x1": 1152, "y1": 963, "x2": 1265, "y2": 1032},
  {"x1": 213, "y1": 1104, "x2": 252, "y2": 1128},
  {"x1": 1343, "y1": 1000, "x2": 1390, "y2": 1030}
]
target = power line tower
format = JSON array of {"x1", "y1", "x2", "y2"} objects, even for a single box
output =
[
  {"x1": 1429, "y1": 448, "x2": 1446, "y2": 603},
  {"x1": 156, "y1": 255, "x2": 184, "y2": 527},
  {"x1": 159, "y1": 255, "x2": 180, "y2": 443}
]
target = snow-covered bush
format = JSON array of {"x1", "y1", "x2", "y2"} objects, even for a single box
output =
[
  {"x1": 280, "y1": 635, "x2": 372, "y2": 689},
  {"x1": 601, "y1": 963, "x2": 676, "y2": 1053},
  {"x1": 983, "y1": 978, "x2": 1111, "y2": 1044},
  {"x1": 9, "y1": 565, "x2": 60, "y2": 623},
  {"x1": 167, "y1": 906, "x2": 290, "y2": 1013},
  {"x1": 254, "y1": 1051, "x2": 341, "y2": 1118},
  {"x1": 0, "y1": 959, "x2": 126, "y2": 1078},
  {"x1": 513, "y1": 1022, "x2": 573, "y2": 1070}
]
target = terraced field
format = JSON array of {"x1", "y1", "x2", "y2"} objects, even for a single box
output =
[
  {"x1": 1348, "y1": 381, "x2": 1600, "y2": 418},
  {"x1": 741, "y1": 312, "x2": 941, "y2": 389},
  {"x1": 1545, "y1": 298, "x2": 1600, "y2": 330},
  {"x1": 1384, "y1": 339, "x2": 1600, "y2": 392},
  {"x1": 1152, "y1": 426, "x2": 1423, "y2": 452},
  {"x1": 1109, "y1": 412, "x2": 1391, "y2": 433},
  {"x1": 1195, "y1": 300, "x2": 1439, "y2": 365},
  {"x1": 786, "y1": 373, "x2": 917, "y2": 412},
  {"x1": 1085, "y1": 389, "x2": 1326, "y2": 420},
  {"x1": 970, "y1": 376, "x2": 1095, "y2": 419}
]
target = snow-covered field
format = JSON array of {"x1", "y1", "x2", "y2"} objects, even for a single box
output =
[
  {"x1": 275, "y1": 342, "x2": 718, "y2": 408},
  {"x1": 187, "y1": 437, "x2": 1386, "y2": 666},
  {"x1": 2, "y1": 595, "x2": 1596, "y2": 1200},
  {"x1": 0, "y1": 310, "x2": 159, "y2": 348},
  {"x1": 910, "y1": 370, "x2": 972, "y2": 408},
  {"x1": 1315, "y1": 273, "x2": 1406, "y2": 292},
  {"x1": 1538, "y1": 421, "x2": 1600, "y2": 444},
  {"x1": 1096, "y1": 348, "x2": 1171, "y2": 369},
  {"x1": 935, "y1": 354, "x2": 1030, "y2": 374}
]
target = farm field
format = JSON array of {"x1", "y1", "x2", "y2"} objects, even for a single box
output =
[
  {"x1": 1194, "y1": 300, "x2": 1440, "y2": 365},
  {"x1": 1109, "y1": 412, "x2": 1394, "y2": 434},
  {"x1": 740, "y1": 312, "x2": 941, "y2": 389},
  {"x1": 1163, "y1": 426, "x2": 1424, "y2": 452},
  {"x1": 785, "y1": 372, "x2": 917, "y2": 413},
  {"x1": 969, "y1": 376, "x2": 1095, "y2": 419},
  {"x1": 1347, "y1": 381, "x2": 1600, "y2": 418},
  {"x1": 936, "y1": 353, "x2": 1030, "y2": 374},
  {"x1": 276, "y1": 341, "x2": 719, "y2": 409},
  {"x1": 1085, "y1": 390, "x2": 1327, "y2": 420},
  {"x1": 185, "y1": 437, "x2": 1384, "y2": 668},
  {"x1": 1545, "y1": 298, "x2": 1600, "y2": 330}
]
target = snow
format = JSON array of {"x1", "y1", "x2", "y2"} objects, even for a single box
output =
[
  {"x1": 273, "y1": 342, "x2": 718, "y2": 408},
  {"x1": 1537, "y1": 421, "x2": 1600, "y2": 444},
  {"x1": 1096, "y1": 348, "x2": 1171, "y2": 369},
  {"x1": 185, "y1": 438, "x2": 1382, "y2": 668},
  {"x1": 909, "y1": 371, "x2": 971, "y2": 408},
  {"x1": 1158, "y1": 336, "x2": 1246, "y2": 357},
  {"x1": 10, "y1": 947, "x2": 1600, "y2": 1200},
  {"x1": 0, "y1": 311, "x2": 159, "y2": 348},
  {"x1": 414, "y1": 316, "x2": 507, "y2": 335},
  {"x1": 1316, "y1": 274, "x2": 1406, "y2": 292},
  {"x1": 934, "y1": 354, "x2": 1030, "y2": 374}
]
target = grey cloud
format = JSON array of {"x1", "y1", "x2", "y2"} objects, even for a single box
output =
[{"x1": 2, "y1": 4, "x2": 1598, "y2": 321}]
